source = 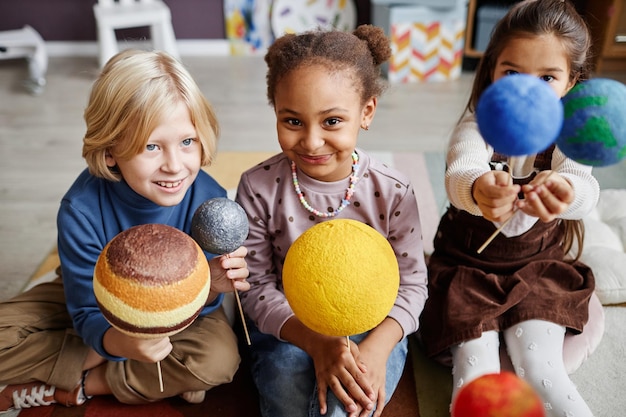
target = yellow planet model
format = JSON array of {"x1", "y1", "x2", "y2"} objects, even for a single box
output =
[{"x1": 283, "y1": 219, "x2": 399, "y2": 336}]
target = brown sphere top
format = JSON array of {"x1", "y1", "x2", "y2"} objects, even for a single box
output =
[{"x1": 105, "y1": 224, "x2": 198, "y2": 286}]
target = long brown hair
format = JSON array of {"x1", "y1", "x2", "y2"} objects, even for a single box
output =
[
  {"x1": 468, "y1": 0, "x2": 593, "y2": 260},
  {"x1": 467, "y1": 0, "x2": 591, "y2": 113}
]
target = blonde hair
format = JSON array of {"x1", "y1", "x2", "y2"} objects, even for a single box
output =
[{"x1": 82, "y1": 49, "x2": 219, "y2": 181}]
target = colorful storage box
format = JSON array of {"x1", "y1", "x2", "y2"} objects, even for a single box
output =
[{"x1": 373, "y1": 3, "x2": 466, "y2": 83}]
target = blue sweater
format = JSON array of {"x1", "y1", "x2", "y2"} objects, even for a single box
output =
[{"x1": 57, "y1": 168, "x2": 226, "y2": 360}]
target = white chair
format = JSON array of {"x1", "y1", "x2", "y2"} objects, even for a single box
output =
[
  {"x1": 0, "y1": 25, "x2": 47, "y2": 94},
  {"x1": 93, "y1": 0, "x2": 179, "y2": 68}
]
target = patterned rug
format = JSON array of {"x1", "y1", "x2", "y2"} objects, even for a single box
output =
[
  {"x1": 17, "y1": 151, "x2": 626, "y2": 416},
  {"x1": 15, "y1": 151, "x2": 446, "y2": 417}
]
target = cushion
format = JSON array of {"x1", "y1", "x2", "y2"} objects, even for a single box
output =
[
  {"x1": 562, "y1": 291, "x2": 604, "y2": 374},
  {"x1": 575, "y1": 189, "x2": 626, "y2": 305}
]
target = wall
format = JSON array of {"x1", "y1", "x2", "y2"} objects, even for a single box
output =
[
  {"x1": 0, "y1": 1, "x2": 371, "y2": 41},
  {"x1": 0, "y1": 0, "x2": 224, "y2": 41}
]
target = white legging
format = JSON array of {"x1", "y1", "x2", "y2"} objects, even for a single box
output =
[{"x1": 450, "y1": 320, "x2": 594, "y2": 417}]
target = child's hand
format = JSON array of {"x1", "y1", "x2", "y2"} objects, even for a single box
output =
[
  {"x1": 355, "y1": 342, "x2": 392, "y2": 417},
  {"x1": 208, "y1": 246, "x2": 250, "y2": 297},
  {"x1": 517, "y1": 171, "x2": 574, "y2": 222},
  {"x1": 103, "y1": 326, "x2": 172, "y2": 362},
  {"x1": 310, "y1": 337, "x2": 375, "y2": 416},
  {"x1": 473, "y1": 171, "x2": 521, "y2": 222}
]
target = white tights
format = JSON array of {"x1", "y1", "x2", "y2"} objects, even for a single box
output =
[{"x1": 450, "y1": 320, "x2": 594, "y2": 417}]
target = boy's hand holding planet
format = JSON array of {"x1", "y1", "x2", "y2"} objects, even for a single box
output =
[
  {"x1": 191, "y1": 197, "x2": 251, "y2": 344},
  {"x1": 94, "y1": 223, "x2": 213, "y2": 391}
]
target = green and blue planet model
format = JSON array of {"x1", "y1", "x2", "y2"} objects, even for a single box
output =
[{"x1": 477, "y1": 74, "x2": 626, "y2": 167}]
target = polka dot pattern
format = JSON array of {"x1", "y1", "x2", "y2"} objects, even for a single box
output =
[{"x1": 234, "y1": 150, "x2": 428, "y2": 340}]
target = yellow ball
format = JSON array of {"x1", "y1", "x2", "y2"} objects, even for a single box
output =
[{"x1": 283, "y1": 219, "x2": 399, "y2": 336}]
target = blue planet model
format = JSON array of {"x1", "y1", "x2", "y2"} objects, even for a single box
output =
[{"x1": 477, "y1": 73, "x2": 564, "y2": 156}]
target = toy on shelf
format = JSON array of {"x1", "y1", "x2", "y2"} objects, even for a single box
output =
[{"x1": 282, "y1": 219, "x2": 399, "y2": 346}]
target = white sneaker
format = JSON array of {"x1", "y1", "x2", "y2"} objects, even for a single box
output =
[
  {"x1": 0, "y1": 382, "x2": 85, "y2": 413},
  {"x1": 179, "y1": 390, "x2": 206, "y2": 404}
]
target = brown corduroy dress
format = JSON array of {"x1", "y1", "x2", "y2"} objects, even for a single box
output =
[{"x1": 419, "y1": 147, "x2": 595, "y2": 358}]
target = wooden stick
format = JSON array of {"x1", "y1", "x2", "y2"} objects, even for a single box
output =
[
  {"x1": 157, "y1": 361, "x2": 164, "y2": 392},
  {"x1": 346, "y1": 336, "x2": 350, "y2": 349},
  {"x1": 477, "y1": 170, "x2": 555, "y2": 254},
  {"x1": 477, "y1": 211, "x2": 517, "y2": 254},
  {"x1": 224, "y1": 253, "x2": 251, "y2": 345},
  {"x1": 234, "y1": 289, "x2": 251, "y2": 345}
]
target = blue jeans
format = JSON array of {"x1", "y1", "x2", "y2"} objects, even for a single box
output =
[{"x1": 247, "y1": 323, "x2": 408, "y2": 417}]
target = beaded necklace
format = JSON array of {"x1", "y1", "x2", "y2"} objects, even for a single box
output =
[{"x1": 291, "y1": 151, "x2": 360, "y2": 218}]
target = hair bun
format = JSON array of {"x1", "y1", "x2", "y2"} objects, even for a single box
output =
[{"x1": 353, "y1": 25, "x2": 391, "y2": 66}]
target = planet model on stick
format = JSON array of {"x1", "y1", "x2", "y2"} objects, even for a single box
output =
[
  {"x1": 452, "y1": 372, "x2": 545, "y2": 417},
  {"x1": 477, "y1": 74, "x2": 564, "y2": 156},
  {"x1": 556, "y1": 78, "x2": 626, "y2": 167},
  {"x1": 474, "y1": 75, "x2": 565, "y2": 254},
  {"x1": 282, "y1": 219, "x2": 399, "y2": 337},
  {"x1": 190, "y1": 197, "x2": 251, "y2": 345},
  {"x1": 191, "y1": 197, "x2": 249, "y2": 255},
  {"x1": 93, "y1": 223, "x2": 211, "y2": 338}
]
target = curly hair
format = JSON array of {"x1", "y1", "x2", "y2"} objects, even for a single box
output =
[{"x1": 265, "y1": 24, "x2": 391, "y2": 107}]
